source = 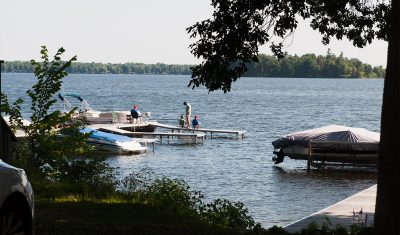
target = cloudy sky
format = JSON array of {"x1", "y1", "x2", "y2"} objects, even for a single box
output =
[{"x1": 0, "y1": 0, "x2": 388, "y2": 66}]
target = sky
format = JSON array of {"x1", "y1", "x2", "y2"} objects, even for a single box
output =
[{"x1": 0, "y1": 0, "x2": 388, "y2": 67}]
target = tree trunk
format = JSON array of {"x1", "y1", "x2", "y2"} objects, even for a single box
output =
[{"x1": 374, "y1": 1, "x2": 400, "y2": 234}]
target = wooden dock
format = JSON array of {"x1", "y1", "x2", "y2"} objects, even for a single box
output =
[
  {"x1": 89, "y1": 124, "x2": 206, "y2": 144},
  {"x1": 284, "y1": 184, "x2": 376, "y2": 233},
  {"x1": 117, "y1": 131, "x2": 206, "y2": 144},
  {"x1": 147, "y1": 123, "x2": 246, "y2": 139}
]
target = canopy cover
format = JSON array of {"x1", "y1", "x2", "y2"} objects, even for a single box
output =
[
  {"x1": 272, "y1": 125, "x2": 380, "y2": 151},
  {"x1": 80, "y1": 127, "x2": 132, "y2": 143}
]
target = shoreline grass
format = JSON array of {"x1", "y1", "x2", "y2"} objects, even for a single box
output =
[{"x1": 35, "y1": 199, "x2": 272, "y2": 235}]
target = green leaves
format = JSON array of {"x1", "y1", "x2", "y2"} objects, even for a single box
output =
[
  {"x1": 121, "y1": 170, "x2": 258, "y2": 231},
  {"x1": 201, "y1": 198, "x2": 255, "y2": 230},
  {"x1": 187, "y1": 0, "x2": 390, "y2": 92},
  {"x1": 28, "y1": 46, "x2": 77, "y2": 124}
]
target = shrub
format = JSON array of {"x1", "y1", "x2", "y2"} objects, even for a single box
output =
[
  {"x1": 201, "y1": 198, "x2": 256, "y2": 230},
  {"x1": 120, "y1": 169, "x2": 260, "y2": 231}
]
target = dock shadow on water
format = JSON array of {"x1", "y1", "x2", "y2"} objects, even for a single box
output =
[{"x1": 272, "y1": 165, "x2": 377, "y2": 181}]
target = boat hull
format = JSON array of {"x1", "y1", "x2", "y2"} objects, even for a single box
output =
[{"x1": 86, "y1": 138, "x2": 147, "y2": 154}]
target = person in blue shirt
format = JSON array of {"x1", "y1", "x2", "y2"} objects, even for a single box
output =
[
  {"x1": 130, "y1": 105, "x2": 142, "y2": 124},
  {"x1": 192, "y1": 115, "x2": 200, "y2": 129}
]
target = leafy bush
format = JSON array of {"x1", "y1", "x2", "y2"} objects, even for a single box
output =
[
  {"x1": 145, "y1": 177, "x2": 204, "y2": 216},
  {"x1": 120, "y1": 169, "x2": 259, "y2": 231},
  {"x1": 299, "y1": 219, "x2": 373, "y2": 235},
  {"x1": 120, "y1": 167, "x2": 154, "y2": 192},
  {"x1": 200, "y1": 198, "x2": 256, "y2": 230}
]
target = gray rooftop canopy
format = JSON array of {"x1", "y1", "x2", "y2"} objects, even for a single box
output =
[{"x1": 272, "y1": 125, "x2": 380, "y2": 151}]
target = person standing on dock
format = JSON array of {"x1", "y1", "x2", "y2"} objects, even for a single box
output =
[{"x1": 183, "y1": 101, "x2": 191, "y2": 128}]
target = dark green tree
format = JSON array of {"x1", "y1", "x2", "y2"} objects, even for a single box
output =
[{"x1": 187, "y1": 1, "x2": 396, "y2": 234}]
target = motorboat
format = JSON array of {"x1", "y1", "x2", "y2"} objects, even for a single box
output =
[
  {"x1": 58, "y1": 93, "x2": 130, "y2": 124},
  {"x1": 272, "y1": 125, "x2": 380, "y2": 166},
  {"x1": 58, "y1": 93, "x2": 156, "y2": 132},
  {"x1": 80, "y1": 127, "x2": 147, "y2": 154}
]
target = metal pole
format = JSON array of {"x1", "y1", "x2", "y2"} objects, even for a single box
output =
[{"x1": 0, "y1": 60, "x2": 3, "y2": 114}]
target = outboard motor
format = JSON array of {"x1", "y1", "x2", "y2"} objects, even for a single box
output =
[{"x1": 272, "y1": 148, "x2": 285, "y2": 164}]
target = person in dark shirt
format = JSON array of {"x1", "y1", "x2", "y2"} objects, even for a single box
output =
[
  {"x1": 179, "y1": 115, "x2": 185, "y2": 128},
  {"x1": 192, "y1": 115, "x2": 200, "y2": 129},
  {"x1": 130, "y1": 105, "x2": 142, "y2": 123}
]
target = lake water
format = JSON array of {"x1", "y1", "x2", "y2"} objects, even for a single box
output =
[{"x1": 2, "y1": 73, "x2": 381, "y2": 228}]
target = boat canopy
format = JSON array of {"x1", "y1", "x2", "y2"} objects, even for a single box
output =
[
  {"x1": 58, "y1": 93, "x2": 84, "y2": 102},
  {"x1": 80, "y1": 127, "x2": 132, "y2": 143},
  {"x1": 59, "y1": 92, "x2": 92, "y2": 110},
  {"x1": 272, "y1": 125, "x2": 380, "y2": 151}
]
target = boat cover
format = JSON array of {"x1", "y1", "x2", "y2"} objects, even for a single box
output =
[
  {"x1": 80, "y1": 127, "x2": 132, "y2": 143},
  {"x1": 272, "y1": 125, "x2": 380, "y2": 151}
]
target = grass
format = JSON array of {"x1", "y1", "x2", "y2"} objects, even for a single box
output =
[{"x1": 35, "y1": 198, "x2": 268, "y2": 235}]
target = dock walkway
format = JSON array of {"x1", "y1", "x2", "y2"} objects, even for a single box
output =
[
  {"x1": 89, "y1": 124, "x2": 206, "y2": 144},
  {"x1": 148, "y1": 123, "x2": 246, "y2": 139},
  {"x1": 284, "y1": 184, "x2": 376, "y2": 233}
]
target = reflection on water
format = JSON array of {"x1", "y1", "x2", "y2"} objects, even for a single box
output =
[{"x1": 3, "y1": 74, "x2": 381, "y2": 228}]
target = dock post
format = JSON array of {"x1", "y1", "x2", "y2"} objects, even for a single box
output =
[
  {"x1": 152, "y1": 143, "x2": 155, "y2": 152},
  {"x1": 168, "y1": 136, "x2": 170, "y2": 144},
  {"x1": 211, "y1": 132, "x2": 213, "y2": 139},
  {"x1": 307, "y1": 141, "x2": 312, "y2": 172}
]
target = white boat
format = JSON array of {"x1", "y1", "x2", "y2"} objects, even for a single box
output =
[
  {"x1": 80, "y1": 127, "x2": 147, "y2": 154},
  {"x1": 272, "y1": 125, "x2": 380, "y2": 166},
  {"x1": 58, "y1": 93, "x2": 131, "y2": 123},
  {"x1": 58, "y1": 93, "x2": 156, "y2": 132}
]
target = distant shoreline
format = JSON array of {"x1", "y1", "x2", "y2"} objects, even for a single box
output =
[
  {"x1": 1, "y1": 72, "x2": 384, "y2": 80},
  {"x1": 1, "y1": 53, "x2": 385, "y2": 78}
]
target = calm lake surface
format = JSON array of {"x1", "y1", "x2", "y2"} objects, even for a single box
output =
[{"x1": 3, "y1": 73, "x2": 381, "y2": 228}]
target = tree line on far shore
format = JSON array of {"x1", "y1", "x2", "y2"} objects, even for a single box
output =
[
  {"x1": 1, "y1": 52, "x2": 385, "y2": 78},
  {"x1": 245, "y1": 51, "x2": 385, "y2": 78}
]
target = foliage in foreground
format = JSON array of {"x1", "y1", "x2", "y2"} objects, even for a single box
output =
[
  {"x1": 298, "y1": 220, "x2": 373, "y2": 235},
  {"x1": 1, "y1": 46, "x2": 116, "y2": 187},
  {"x1": 119, "y1": 169, "x2": 259, "y2": 231},
  {"x1": 35, "y1": 168, "x2": 373, "y2": 235}
]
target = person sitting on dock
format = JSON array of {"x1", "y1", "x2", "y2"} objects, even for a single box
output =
[
  {"x1": 183, "y1": 101, "x2": 191, "y2": 128},
  {"x1": 192, "y1": 115, "x2": 200, "y2": 129},
  {"x1": 130, "y1": 105, "x2": 142, "y2": 124},
  {"x1": 179, "y1": 115, "x2": 185, "y2": 128}
]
